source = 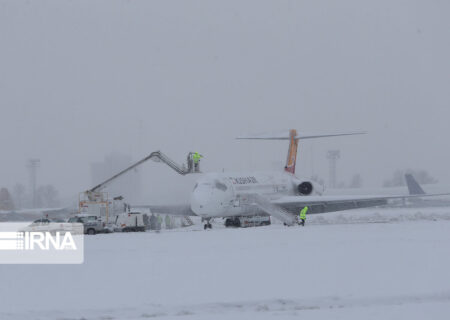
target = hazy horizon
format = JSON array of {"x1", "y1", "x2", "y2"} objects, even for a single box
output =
[{"x1": 1, "y1": 0, "x2": 449, "y2": 206}]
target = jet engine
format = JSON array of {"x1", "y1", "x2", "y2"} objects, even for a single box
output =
[{"x1": 296, "y1": 181, "x2": 314, "y2": 195}]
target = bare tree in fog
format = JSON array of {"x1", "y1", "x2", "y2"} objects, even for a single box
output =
[
  {"x1": 0, "y1": 188, "x2": 14, "y2": 211},
  {"x1": 383, "y1": 169, "x2": 438, "y2": 187},
  {"x1": 349, "y1": 174, "x2": 363, "y2": 188},
  {"x1": 310, "y1": 174, "x2": 325, "y2": 187},
  {"x1": 336, "y1": 181, "x2": 347, "y2": 189},
  {"x1": 36, "y1": 185, "x2": 60, "y2": 208},
  {"x1": 12, "y1": 183, "x2": 26, "y2": 210}
]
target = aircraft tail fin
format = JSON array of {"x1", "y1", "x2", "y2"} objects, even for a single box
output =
[
  {"x1": 285, "y1": 129, "x2": 298, "y2": 174},
  {"x1": 237, "y1": 130, "x2": 366, "y2": 174},
  {"x1": 405, "y1": 174, "x2": 426, "y2": 195}
]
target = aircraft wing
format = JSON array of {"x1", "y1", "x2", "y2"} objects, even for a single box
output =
[{"x1": 269, "y1": 193, "x2": 450, "y2": 216}]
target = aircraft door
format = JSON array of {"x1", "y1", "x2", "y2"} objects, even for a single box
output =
[{"x1": 233, "y1": 195, "x2": 240, "y2": 207}]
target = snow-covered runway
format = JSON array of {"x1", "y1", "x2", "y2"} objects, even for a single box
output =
[{"x1": 1, "y1": 207, "x2": 450, "y2": 319}]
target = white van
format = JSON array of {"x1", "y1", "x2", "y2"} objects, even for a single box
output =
[{"x1": 114, "y1": 212, "x2": 146, "y2": 232}]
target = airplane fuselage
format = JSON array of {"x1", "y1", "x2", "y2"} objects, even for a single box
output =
[{"x1": 190, "y1": 171, "x2": 319, "y2": 218}]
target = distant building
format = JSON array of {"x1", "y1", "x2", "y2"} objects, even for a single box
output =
[{"x1": 90, "y1": 153, "x2": 142, "y2": 203}]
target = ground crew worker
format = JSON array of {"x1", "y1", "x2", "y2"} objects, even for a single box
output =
[
  {"x1": 157, "y1": 214, "x2": 162, "y2": 230},
  {"x1": 165, "y1": 214, "x2": 171, "y2": 229},
  {"x1": 193, "y1": 152, "x2": 203, "y2": 172},
  {"x1": 299, "y1": 206, "x2": 308, "y2": 226},
  {"x1": 150, "y1": 213, "x2": 156, "y2": 230},
  {"x1": 149, "y1": 213, "x2": 156, "y2": 230}
]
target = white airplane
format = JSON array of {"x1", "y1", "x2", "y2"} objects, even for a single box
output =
[{"x1": 148, "y1": 129, "x2": 449, "y2": 229}]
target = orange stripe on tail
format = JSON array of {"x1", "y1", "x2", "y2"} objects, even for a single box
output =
[{"x1": 285, "y1": 129, "x2": 298, "y2": 174}]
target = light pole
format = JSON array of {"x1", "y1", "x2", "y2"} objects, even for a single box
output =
[{"x1": 326, "y1": 150, "x2": 340, "y2": 188}]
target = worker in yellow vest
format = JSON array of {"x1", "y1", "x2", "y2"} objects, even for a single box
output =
[
  {"x1": 193, "y1": 152, "x2": 203, "y2": 172},
  {"x1": 165, "y1": 214, "x2": 171, "y2": 229},
  {"x1": 299, "y1": 206, "x2": 308, "y2": 226}
]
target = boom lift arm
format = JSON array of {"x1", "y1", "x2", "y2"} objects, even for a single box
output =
[{"x1": 86, "y1": 151, "x2": 198, "y2": 200}]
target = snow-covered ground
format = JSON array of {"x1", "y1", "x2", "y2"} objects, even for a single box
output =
[{"x1": 1, "y1": 206, "x2": 450, "y2": 319}]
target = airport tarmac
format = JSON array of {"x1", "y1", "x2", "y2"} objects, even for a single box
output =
[{"x1": 1, "y1": 206, "x2": 450, "y2": 320}]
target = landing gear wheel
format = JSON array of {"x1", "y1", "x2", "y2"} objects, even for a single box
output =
[
  {"x1": 204, "y1": 223, "x2": 212, "y2": 229},
  {"x1": 203, "y1": 218, "x2": 213, "y2": 230}
]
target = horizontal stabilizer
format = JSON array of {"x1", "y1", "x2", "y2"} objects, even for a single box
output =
[{"x1": 236, "y1": 130, "x2": 366, "y2": 141}]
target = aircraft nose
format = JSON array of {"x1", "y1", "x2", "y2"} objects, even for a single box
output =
[
  {"x1": 190, "y1": 180, "x2": 232, "y2": 217},
  {"x1": 190, "y1": 188, "x2": 210, "y2": 216}
]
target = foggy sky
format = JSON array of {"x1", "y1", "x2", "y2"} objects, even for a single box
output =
[{"x1": 1, "y1": 0, "x2": 449, "y2": 205}]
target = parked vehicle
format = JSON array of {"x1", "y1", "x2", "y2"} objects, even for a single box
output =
[
  {"x1": 67, "y1": 214, "x2": 113, "y2": 235},
  {"x1": 20, "y1": 218, "x2": 74, "y2": 233},
  {"x1": 225, "y1": 215, "x2": 271, "y2": 228},
  {"x1": 114, "y1": 212, "x2": 146, "y2": 232}
]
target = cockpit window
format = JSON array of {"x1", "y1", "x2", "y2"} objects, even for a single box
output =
[{"x1": 215, "y1": 180, "x2": 228, "y2": 191}]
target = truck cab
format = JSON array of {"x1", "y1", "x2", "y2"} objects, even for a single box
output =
[{"x1": 68, "y1": 214, "x2": 113, "y2": 235}]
